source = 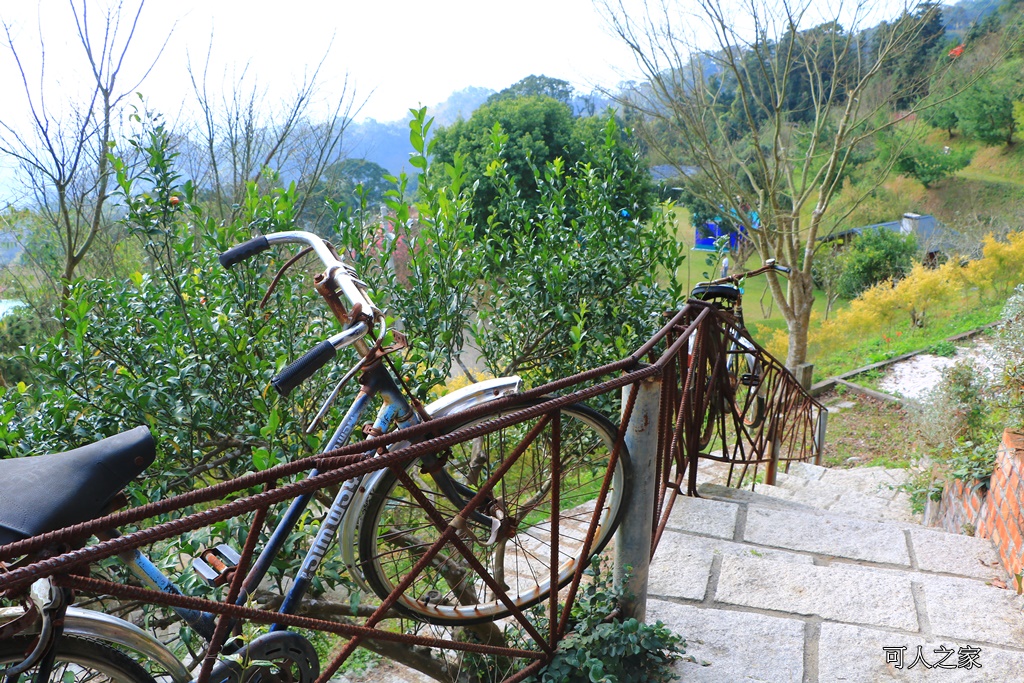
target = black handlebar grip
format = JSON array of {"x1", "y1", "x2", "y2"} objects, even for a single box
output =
[
  {"x1": 271, "y1": 340, "x2": 337, "y2": 397},
  {"x1": 219, "y1": 236, "x2": 271, "y2": 268}
]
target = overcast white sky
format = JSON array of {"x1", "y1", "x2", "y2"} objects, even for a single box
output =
[{"x1": 0, "y1": 0, "x2": 643, "y2": 127}]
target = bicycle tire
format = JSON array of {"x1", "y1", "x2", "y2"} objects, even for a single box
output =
[
  {"x1": 726, "y1": 341, "x2": 766, "y2": 429},
  {"x1": 685, "y1": 333, "x2": 719, "y2": 451},
  {"x1": 0, "y1": 636, "x2": 157, "y2": 683},
  {"x1": 356, "y1": 400, "x2": 632, "y2": 625}
]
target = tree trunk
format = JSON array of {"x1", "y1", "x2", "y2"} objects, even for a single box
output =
[{"x1": 784, "y1": 272, "x2": 816, "y2": 371}]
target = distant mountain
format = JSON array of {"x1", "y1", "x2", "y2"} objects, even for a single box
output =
[
  {"x1": 429, "y1": 86, "x2": 495, "y2": 126},
  {"x1": 342, "y1": 118, "x2": 417, "y2": 177},
  {"x1": 342, "y1": 85, "x2": 617, "y2": 176},
  {"x1": 343, "y1": 86, "x2": 495, "y2": 175},
  {"x1": 943, "y1": 0, "x2": 1002, "y2": 34}
]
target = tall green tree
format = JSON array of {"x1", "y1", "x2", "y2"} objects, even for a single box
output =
[
  {"x1": 894, "y1": 139, "x2": 972, "y2": 186},
  {"x1": 837, "y1": 228, "x2": 918, "y2": 299},
  {"x1": 431, "y1": 95, "x2": 575, "y2": 229},
  {"x1": 487, "y1": 74, "x2": 575, "y2": 106},
  {"x1": 887, "y1": 3, "x2": 947, "y2": 108},
  {"x1": 301, "y1": 157, "x2": 392, "y2": 233},
  {"x1": 922, "y1": 88, "x2": 961, "y2": 137},
  {"x1": 957, "y1": 75, "x2": 1020, "y2": 145},
  {"x1": 431, "y1": 96, "x2": 657, "y2": 232},
  {"x1": 601, "y1": 0, "x2": 970, "y2": 371}
]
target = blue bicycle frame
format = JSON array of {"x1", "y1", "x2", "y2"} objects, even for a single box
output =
[{"x1": 118, "y1": 360, "x2": 420, "y2": 640}]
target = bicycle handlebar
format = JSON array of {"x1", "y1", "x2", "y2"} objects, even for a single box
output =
[
  {"x1": 220, "y1": 231, "x2": 377, "y2": 319},
  {"x1": 696, "y1": 260, "x2": 790, "y2": 289},
  {"x1": 272, "y1": 323, "x2": 369, "y2": 396},
  {"x1": 219, "y1": 236, "x2": 271, "y2": 268},
  {"x1": 220, "y1": 230, "x2": 383, "y2": 394}
]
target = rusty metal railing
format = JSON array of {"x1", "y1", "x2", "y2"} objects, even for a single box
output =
[
  {"x1": 0, "y1": 301, "x2": 825, "y2": 682},
  {"x1": 651, "y1": 304, "x2": 828, "y2": 552}
]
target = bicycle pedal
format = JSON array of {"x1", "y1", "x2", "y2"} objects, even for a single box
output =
[
  {"x1": 740, "y1": 373, "x2": 760, "y2": 386},
  {"x1": 192, "y1": 544, "x2": 242, "y2": 587}
]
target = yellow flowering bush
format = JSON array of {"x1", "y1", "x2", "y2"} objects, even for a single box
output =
[
  {"x1": 961, "y1": 232, "x2": 1024, "y2": 301},
  {"x1": 808, "y1": 231, "x2": 1024, "y2": 372}
]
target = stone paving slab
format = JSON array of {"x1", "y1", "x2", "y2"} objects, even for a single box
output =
[
  {"x1": 714, "y1": 554, "x2": 919, "y2": 630},
  {"x1": 918, "y1": 574, "x2": 1024, "y2": 649},
  {"x1": 909, "y1": 527, "x2": 1005, "y2": 580},
  {"x1": 757, "y1": 481, "x2": 840, "y2": 509},
  {"x1": 817, "y1": 465, "x2": 912, "y2": 493},
  {"x1": 699, "y1": 483, "x2": 823, "y2": 513},
  {"x1": 647, "y1": 599, "x2": 805, "y2": 683},
  {"x1": 742, "y1": 506, "x2": 912, "y2": 565},
  {"x1": 777, "y1": 470, "x2": 903, "y2": 504},
  {"x1": 786, "y1": 461, "x2": 827, "y2": 480},
  {"x1": 664, "y1": 493, "x2": 739, "y2": 539},
  {"x1": 818, "y1": 622, "x2": 1024, "y2": 683},
  {"x1": 647, "y1": 536, "x2": 716, "y2": 601},
  {"x1": 828, "y1": 491, "x2": 918, "y2": 525},
  {"x1": 649, "y1": 530, "x2": 813, "y2": 600},
  {"x1": 760, "y1": 475, "x2": 919, "y2": 525}
]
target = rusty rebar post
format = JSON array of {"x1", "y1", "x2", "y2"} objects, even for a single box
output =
[
  {"x1": 815, "y1": 409, "x2": 828, "y2": 465},
  {"x1": 614, "y1": 376, "x2": 661, "y2": 622}
]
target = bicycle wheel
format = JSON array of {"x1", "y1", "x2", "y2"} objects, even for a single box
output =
[
  {"x1": 726, "y1": 340, "x2": 766, "y2": 429},
  {"x1": 685, "y1": 333, "x2": 719, "y2": 451},
  {"x1": 357, "y1": 400, "x2": 632, "y2": 625},
  {"x1": 0, "y1": 636, "x2": 157, "y2": 683}
]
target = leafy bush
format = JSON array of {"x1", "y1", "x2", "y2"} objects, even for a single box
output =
[
  {"x1": 0, "y1": 307, "x2": 45, "y2": 385},
  {"x1": 535, "y1": 618, "x2": 684, "y2": 683},
  {"x1": 333, "y1": 110, "x2": 684, "y2": 395},
  {"x1": 926, "y1": 340, "x2": 957, "y2": 357},
  {"x1": 894, "y1": 141, "x2": 972, "y2": 188},
  {"x1": 473, "y1": 117, "x2": 684, "y2": 386},
  {"x1": 965, "y1": 232, "x2": 1024, "y2": 302},
  {"x1": 913, "y1": 359, "x2": 991, "y2": 449},
  {"x1": 898, "y1": 470, "x2": 944, "y2": 515},
  {"x1": 525, "y1": 559, "x2": 686, "y2": 683},
  {"x1": 994, "y1": 285, "x2": 1024, "y2": 430},
  {"x1": 947, "y1": 439, "x2": 999, "y2": 489},
  {"x1": 836, "y1": 228, "x2": 918, "y2": 299},
  {"x1": 0, "y1": 117, "x2": 358, "y2": 601}
]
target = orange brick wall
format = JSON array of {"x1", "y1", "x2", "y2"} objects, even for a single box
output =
[{"x1": 936, "y1": 430, "x2": 1024, "y2": 579}]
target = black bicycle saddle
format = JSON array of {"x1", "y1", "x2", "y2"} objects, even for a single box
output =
[
  {"x1": 0, "y1": 426, "x2": 155, "y2": 547},
  {"x1": 689, "y1": 284, "x2": 740, "y2": 302}
]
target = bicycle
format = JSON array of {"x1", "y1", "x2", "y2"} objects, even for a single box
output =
[
  {"x1": 0, "y1": 230, "x2": 632, "y2": 682},
  {"x1": 686, "y1": 259, "x2": 791, "y2": 443}
]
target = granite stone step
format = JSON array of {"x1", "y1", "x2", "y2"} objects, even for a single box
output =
[
  {"x1": 754, "y1": 472, "x2": 918, "y2": 524},
  {"x1": 645, "y1": 487, "x2": 1021, "y2": 682}
]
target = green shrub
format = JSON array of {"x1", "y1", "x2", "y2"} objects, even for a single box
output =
[
  {"x1": 527, "y1": 559, "x2": 687, "y2": 683},
  {"x1": 898, "y1": 470, "x2": 944, "y2": 515},
  {"x1": 894, "y1": 141, "x2": 972, "y2": 188},
  {"x1": 995, "y1": 285, "x2": 1024, "y2": 430},
  {"x1": 926, "y1": 340, "x2": 957, "y2": 357},
  {"x1": 836, "y1": 228, "x2": 918, "y2": 299},
  {"x1": 947, "y1": 438, "x2": 1000, "y2": 489},
  {"x1": 535, "y1": 618, "x2": 684, "y2": 683},
  {"x1": 0, "y1": 307, "x2": 45, "y2": 386}
]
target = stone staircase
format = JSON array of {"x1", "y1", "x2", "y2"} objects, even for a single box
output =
[{"x1": 648, "y1": 462, "x2": 1024, "y2": 682}]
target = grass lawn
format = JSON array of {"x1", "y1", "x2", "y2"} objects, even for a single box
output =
[
  {"x1": 664, "y1": 206, "x2": 1015, "y2": 383},
  {"x1": 817, "y1": 389, "x2": 922, "y2": 469},
  {"x1": 809, "y1": 299, "x2": 1005, "y2": 381},
  {"x1": 667, "y1": 207, "x2": 847, "y2": 340}
]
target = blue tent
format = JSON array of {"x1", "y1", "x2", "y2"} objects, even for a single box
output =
[{"x1": 693, "y1": 210, "x2": 758, "y2": 252}]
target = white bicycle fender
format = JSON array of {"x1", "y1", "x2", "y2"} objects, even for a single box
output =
[{"x1": 0, "y1": 606, "x2": 191, "y2": 683}]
